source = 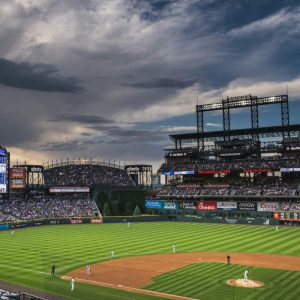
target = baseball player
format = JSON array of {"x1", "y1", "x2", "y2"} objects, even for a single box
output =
[
  {"x1": 243, "y1": 269, "x2": 248, "y2": 283},
  {"x1": 11, "y1": 230, "x2": 15, "y2": 236},
  {"x1": 275, "y1": 225, "x2": 279, "y2": 232},
  {"x1": 51, "y1": 265, "x2": 56, "y2": 276},
  {"x1": 128, "y1": 222, "x2": 130, "y2": 228},
  {"x1": 111, "y1": 250, "x2": 115, "y2": 259},
  {"x1": 227, "y1": 255, "x2": 231, "y2": 264},
  {"x1": 172, "y1": 244, "x2": 176, "y2": 253},
  {"x1": 86, "y1": 264, "x2": 91, "y2": 275},
  {"x1": 71, "y1": 276, "x2": 75, "y2": 291}
]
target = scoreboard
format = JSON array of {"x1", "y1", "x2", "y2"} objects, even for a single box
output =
[
  {"x1": 0, "y1": 148, "x2": 8, "y2": 194},
  {"x1": 9, "y1": 167, "x2": 26, "y2": 189}
]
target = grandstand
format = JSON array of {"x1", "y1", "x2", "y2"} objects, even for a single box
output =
[
  {"x1": 150, "y1": 94, "x2": 300, "y2": 225},
  {"x1": 44, "y1": 160, "x2": 136, "y2": 188},
  {"x1": 0, "y1": 159, "x2": 140, "y2": 223}
]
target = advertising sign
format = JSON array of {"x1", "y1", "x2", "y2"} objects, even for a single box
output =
[
  {"x1": 174, "y1": 170, "x2": 195, "y2": 175},
  {"x1": 162, "y1": 201, "x2": 178, "y2": 210},
  {"x1": 257, "y1": 202, "x2": 279, "y2": 212},
  {"x1": 28, "y1": 165, "x2": 44, "y2": 173},
  {"x1": 0, "y1": 148, "x2": 8, "y2": 194},
  {"x1": 196, "y1": 201, "x2": 217, "y2": 211},
  {"x1": 70, "y1": 219, "x2": 83, "y2": 224},
  {"x1": 198, "y1": 170, "x2": 230, "y2": 175},
  {"x1": 49, "y1": 187, "x2": 90, "y2": 193},
  {"x1": 217, "y1": 201, "x2": 237, "y2": 210},
  {"x1": 145, "y1": 200, "x2": 178, "y2": 210},
  {"x1": 90, "y1": 219, "x2": 103, "y2": 224},
  {"x1": 180, "y1": 201, "x2": 197, "y2": 210},
  {"x1": 161, "y1": 171, "x2": 175, "y2": 175},
  {"x1": 274, "y1": 212, "x2": 300, "y2": 222},
  {"x1": 237, "y1": 202, "x2": 257, "y2": 211},
  {"x1": 9, "y1": 168, "x2": 26, "y2": 189},
  {"x1": 145, "y1": 200, "x2": 163, "y2": 209}
]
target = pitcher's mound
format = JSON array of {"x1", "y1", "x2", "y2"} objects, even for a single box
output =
[{"x1": 227, "y1": 279, "x2": 264, "y2": 288}]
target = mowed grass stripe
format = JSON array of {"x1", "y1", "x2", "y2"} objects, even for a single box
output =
[{"x1": 145, "y1": 263, "x2": 300, "y2": 300}]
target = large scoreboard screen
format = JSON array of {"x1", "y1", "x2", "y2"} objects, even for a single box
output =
[{"x1": 0, "y1": 148, "x2": 8, "y2": 194}]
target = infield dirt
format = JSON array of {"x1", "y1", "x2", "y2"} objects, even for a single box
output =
[{"x1": 62, "y1": 252, "x2": 300, "y2": 299}]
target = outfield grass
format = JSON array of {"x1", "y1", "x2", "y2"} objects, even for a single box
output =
[{"x1": 0, "y1": 222, "x2": 299, "y2": 299}]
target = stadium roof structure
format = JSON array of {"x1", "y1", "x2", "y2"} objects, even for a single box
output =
[
  {"x1": 165, "y1": 94, "x2": 300, "y2": 159},
  {"x1": 169, "y1": 124, "x2": 300, "y2": 144}
]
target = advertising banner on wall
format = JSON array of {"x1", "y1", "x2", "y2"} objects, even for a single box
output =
[
  {"x1": 145, "y1": 200, "x2": 163, "y2": 209},
  {"x1": 162, "y1": 201, "x2": 178, "y2": 210},
  {"x1": 196, "y1": 201, "x2": 217, "y2": 211},
  {"x1": 90, "y1": 219, "x2": 103, "y2": 224},
  {"x1": 145, "y1": 200, "x2": 179, "y2": 210},
  {"x1": 237, "y1": 202, "x2": 257, "y2": 211},
  {"x1": 274, "y1": 212, "x2": 300, "y2": 221},
  {"x1": 257, "y1": 202, "x2": 279, "y2": 212},
  {"x1": 217, "y1": 201, "x2": 237, "y2": 210},
  {"x1": 49, "y1": 187, "x2": 90, "y2": 193},
  {"x1": 70, "y1": 219, "x2": 83, "y2": 224},
  {"x1": 180, "y1": 201, "x2": 197, "y2": 210}
]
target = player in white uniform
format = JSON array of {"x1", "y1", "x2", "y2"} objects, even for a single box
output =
[
  {"x1": 71, "y1": 276, "x2": 75, "y2": 291},
  {"x1": 172, "y1": 244, "x2": 176, "y2": 253},
  {"x1": 275, "y1": 225, "x2": 279, "y2": 231},
  {"x1": 128, "y1": 222, "x2": 130, "y2": 228},
  {"x1": 86, "y1": 264, "x2": 91, "y2": 275},
  {"x1": 111, "y1": 250, "x2": 115, "y2": 259},
  {"x1": 243, "y1": 270, "x2": 248, "y2": 283}
]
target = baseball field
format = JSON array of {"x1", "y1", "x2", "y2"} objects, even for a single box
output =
[{"x1": 0, "y1": 222, "x2": 300, "y2": 300}]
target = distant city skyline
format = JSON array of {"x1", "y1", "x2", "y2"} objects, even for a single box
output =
[{"x1": 1, "y1": 0, "x2": 300, "y2": 172}]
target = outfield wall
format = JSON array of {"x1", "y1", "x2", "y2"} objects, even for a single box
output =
[
  {"x1": 0, "y1": 218, "x2": 103, "y2": 230},
  {"x1": 145, "y1": 200, "x2": 300, "y2": 225},
  {"x1": 0, "y1": 216, "x2": 170, "y2": 231}
]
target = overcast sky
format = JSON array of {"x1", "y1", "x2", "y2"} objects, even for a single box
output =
[{"x1": 1, "y1": 0, "x2": 300, "y2": 171}]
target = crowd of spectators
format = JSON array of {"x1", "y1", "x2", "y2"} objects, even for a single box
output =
[
  {"x1": 278, "y1": 201, "x2": 300, "y2": 211},
  {"x1": 0, "y1": 194, "x2": 98, "y2": 222},
  {"x1": 156, "y1": 181, "x2": 300, "y2": 197},
  {"x1": 159, "y1": 158, "x2": 299, "y2": 174},
  {"x1": 44, "y1": 165, "x2": 135, "y2": 187},
  {"x1": 0, "y1": 288, "x2": 19, "y2": 300}
]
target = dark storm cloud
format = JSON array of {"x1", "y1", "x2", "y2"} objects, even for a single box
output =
[
  {"x1": 49, "y1": 114, "x2": 113, "y2": 124},
  {"x1": 0, "y1": 58, "x2": 84, "y2": 93},
  {"x1": 40, "y1": 140, "x2": 88, "y2": 152},
  {"x1": 125, "y1": 78, "x2": 196, "y2": 89},
  {"x1": 89, "y1": 124, "x2": 167, "y2": 143},
  {"x1": 1, "y1": 0, "x2": 300, "y2": 168}
]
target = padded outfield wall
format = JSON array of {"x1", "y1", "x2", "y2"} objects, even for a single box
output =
[{"x1": 145, "y1": 200, "x2": 300, "y2": 225}]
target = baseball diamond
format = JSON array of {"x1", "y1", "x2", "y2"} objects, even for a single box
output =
[{"x1": 0, "y1": 223, "x2": 300, "y2": 300}]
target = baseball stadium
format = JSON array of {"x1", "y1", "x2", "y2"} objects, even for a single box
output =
[{"x1": 1, "y1": 94, "x2": 300, "y2": 300}]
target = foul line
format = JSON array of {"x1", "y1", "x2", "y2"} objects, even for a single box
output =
[
  {"x1": 62, "y1": 275, "x2": 198, "y2": 300},
  {"x1": 0, "y1": 263, "x2": 198, "y2": 299},
  {"x1": 0, "y1": 263, "x2": 57, "y2": 276}
]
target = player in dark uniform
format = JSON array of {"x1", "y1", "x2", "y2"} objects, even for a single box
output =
[
  {"x1": 227, "y1": 255, "x2": 231, "y2": 264},
  {"x1": 51, "y1": 264, "x2": 56, "y2": 276}
]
